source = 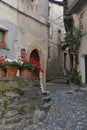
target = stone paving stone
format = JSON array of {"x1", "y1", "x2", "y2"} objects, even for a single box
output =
[{"x1": 35, "y1": 83, "x2": 87, "y2": 130}]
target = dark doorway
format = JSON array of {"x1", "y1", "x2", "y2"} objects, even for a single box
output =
[
  {"x1": 30, "y1": 49, "x2": 40, "y2": 61},
  {"x1": 64, "y1": 52, "x2": 67, "y2": 69},
  {"x1": 30, "y1": 49, "x2": 40, "y2": 77},
  {"x1": 70, "y1": 54, "x2": 73, "y2": 71},
  {"x1": 85, "y1": 55, "x2": 87, "y2": 83}
]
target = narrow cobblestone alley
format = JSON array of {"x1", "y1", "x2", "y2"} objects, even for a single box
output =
[{"x1": 35, "y1": 83, "x2": 87, "y2": 130}]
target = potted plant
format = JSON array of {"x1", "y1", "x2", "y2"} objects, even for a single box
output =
[
  {"x1": 5, "y1": 61, "x2": 19, "y2": 78},
  {"x1": 29, "y1": 57, "x2": 44, "y2": 77},
  {"x1": 0, "y1": 56, "x2": 7, "y2": 78},
  {"x1": 18, "y1": 55, "x2": 44, "y2": 78}
]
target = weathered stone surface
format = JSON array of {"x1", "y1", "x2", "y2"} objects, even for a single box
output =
[
  {"x1": 42, "y1": 90, "x2": 49, "y2": 95},
  {"x1": 79, "y1": 87, "x2": 87, "y2": 92},
  {"x1": 42, "y1": 103, "x2": 51, "y2": 111},
  {"x1": 33, "y1": 109, "x2": 46, "y2": 124},
  {"x1": 35, "y1": 83, "x2": 87, "y2": 130},
  {"x1": 6, "y1": 91, "x2": 20, "y2": 98},
  {"x1": 42, "y1": 96, "x2": 51, "y2": 102},
  {"x1": 70, "y1": 84, "x2": 79, "y2": 92},
  {"x1": 0, "y1": 78, "x2": 46, "y2": 130}
]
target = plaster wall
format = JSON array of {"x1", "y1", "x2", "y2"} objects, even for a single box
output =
[
  {"x1": 73, "y1": 4, "x2": 87, "y2": 83},
  {"x1": 0, "y1": 0, "x2": 48, "y2": 89},
  {"x1": 47, "y1": 3, "x2": 65, "y2": 80},
  {"x1": 0, "y1": 0, "x2": 48, "y2": 58}
]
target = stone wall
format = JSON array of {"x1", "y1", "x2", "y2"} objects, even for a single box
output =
[
  {"x1": 0, "y1": 78, "x2": 43, "y2": 129},
  {"x1": 46, "y1": 42, "x2": 58, "y2": 80},
  {"x1": 46, "y1": 3, "x2": 65, "y2": 80},
  {"x1": 72, "y1": 4, "x2": 87, "y2": 83}
]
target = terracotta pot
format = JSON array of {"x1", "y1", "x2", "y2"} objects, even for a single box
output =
[
  {"x1": 0, "y1": 68, "x2": 6, "y2": 78},
  {"x1": 6, "y1": 66, "x2": 18, "y2": 78},
  {"x1": 20, "y1": 69, "x2": 39, "y2": 78}
]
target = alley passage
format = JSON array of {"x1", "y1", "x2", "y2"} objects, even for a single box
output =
[{"x1": 35, "y1": 83, "x2": 87, "y2": 130}]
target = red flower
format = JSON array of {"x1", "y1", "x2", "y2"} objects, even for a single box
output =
[{"x1": 0, "y1": 56, "x2": 6, "y2": 64}]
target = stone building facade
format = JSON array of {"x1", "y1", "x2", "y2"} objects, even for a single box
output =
[
  {"x1": 0, "y1": 0, "x2": 49, "y2": 90},
  {"x1": 67, "y1": 0, "x2": 87, "y2": 83},
  {"x1": 46, "y1": 1, "x2": 65, "y2": 81}
]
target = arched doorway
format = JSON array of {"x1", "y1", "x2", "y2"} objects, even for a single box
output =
[
  {"x1": 29, "y1": 49, "x2": 40, "y2": 77},
  {"x1": 30, "y1": 49, "x2": 40, "y2": 62},
  {"x1": 27, "y1": 44, "x2": 46, "y2": 91}
]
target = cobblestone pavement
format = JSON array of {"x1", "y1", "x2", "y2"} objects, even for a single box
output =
[{"x1": 34, "y1": 83, "x2": 87, "y2": 130}]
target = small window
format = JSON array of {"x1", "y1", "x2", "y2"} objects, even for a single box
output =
[{"x1": 0, "y1": 30, "x2": 6, "y2": 47}]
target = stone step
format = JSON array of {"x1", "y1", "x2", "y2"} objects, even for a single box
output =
[
  {"x1": 42, "y1": 96, "x2": 51, "y2": 102},
  {"x1": 42, "y1": 91, "x2": 49, "y2": 96},
  {"x1": 51, "y1": 77, "x2": 70, "y2": 84},
  {"x1": 42, "y1": 103, "x2": 51, "y2": 111},
  {"x1": 51, "y1": 79, "x2": 68, "y2": 84}
]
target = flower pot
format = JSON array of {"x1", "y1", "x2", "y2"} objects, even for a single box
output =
[
  {"x1": 0, "y1": 68, "x2": 6, "y2": 78},
  {"x1": 6, "y1": 66, "x2": 18, "y2": 78},
  {"x1": 20, "y1": 69, "x2": 39, "y2": 78}
]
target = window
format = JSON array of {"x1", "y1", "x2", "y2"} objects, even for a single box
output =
[
  {"x1": 0, "y1": 30, "x2": 6, "y2": 47},
  {"x1": 0, "y1": 30, "x2": 5, "y2": 42}
]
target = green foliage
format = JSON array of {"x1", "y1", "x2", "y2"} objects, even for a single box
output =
[
  {"x1": 19, "y1": 63, "x2": 33, "y2": 71},
  {"x1": 16, "y1": 87, "x2": 25, "y2": 95},
  {"x1": 0, "y1": 63, "x2": 6, "y2": 71},
  {"x1": 1, "y1": 100, "x2": 8, "y2": 110},
  {"x1": 5, "y1": 61, "x2": 19, "y2": 67},
  {"x1": 64, "y1": 12, "x2": 86, "y2": 56},
  {"x1": 18, "y1": 106, "x2": 25, "y2": 114},
  {"x1": 0, "y1": 80, "x2": 26, "y2": 97},
  {"x1": 71, "y1": 71, "x2": 82, "y2": 85},
  {"x1": 30, "y1": 103, "x2": 36, "y2": 111},
  {"x1": 8, "y1": 98, "x2": 15, "y2": 104},
  {"x1": 1, "y1": 98, "x2": 14, "y2": 110}
]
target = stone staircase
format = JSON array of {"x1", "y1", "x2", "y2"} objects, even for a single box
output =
[{"x1": 50, "y1": 76, "x2": 70, "y2": 84}]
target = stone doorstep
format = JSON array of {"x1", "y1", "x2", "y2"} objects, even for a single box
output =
[
  {"x1": 42, "y1": 96, "x2": 51, "y2": 102},
  {"x1": 42, "y1": 103, "x2": 51, "y2": 110},
  {"x1": 42, "y1": 91, "x2": 49, "y2": 95}
]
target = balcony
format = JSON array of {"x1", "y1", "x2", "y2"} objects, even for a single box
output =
[{"x1": 67, "y1": 0, "x2": 87, "y2": 13}]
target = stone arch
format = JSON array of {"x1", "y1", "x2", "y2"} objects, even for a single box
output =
[
  {"x1": 30, "y1": 49, "x2": 40, "y2": 61},
  {"x1": 27, "y1": 44, "x2": 46, "y2": 91}
]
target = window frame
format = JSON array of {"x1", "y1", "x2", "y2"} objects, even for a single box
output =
[{"x1": 0, "y1": 29, "x2": 6, "y2": 48}]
